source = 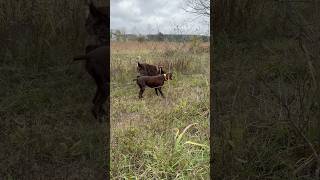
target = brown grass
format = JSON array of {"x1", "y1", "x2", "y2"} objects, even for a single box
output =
[{"x1": 111, "y1": 40, "x2": 209, "y2": 53}]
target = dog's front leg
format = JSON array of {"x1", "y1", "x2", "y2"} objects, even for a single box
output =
[{"x1": 158, "y1": 87, "x2": 165, "y2": 98}]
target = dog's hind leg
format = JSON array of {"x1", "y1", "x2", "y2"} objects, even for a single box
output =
[
  {"x1": 92, "y1": 83, "x2": 108, "y2": 122},
  {"x1": 97, "y1": 90, "x2": 107, "y2": 122},
  {"x1": 99, "y1": 81, "x2": 108, "y2": 117},
  {"x1": 155, "y1": 88, "x2": 159, "y2": 96},
  {"x1": 139, "y1": 88, "x2": 145, "y2": 99},
  {"x1": 89, "y1": 70, "x2": 108, "y2": 122},
  {"x1": 87, "y1": 66, "x2": 100, "y2": 105},
  {"x1": 92, "y1": 85, "x2": 100, "y2": 104},
  {"x1": 91, "y1": 89, "x2": 101, "y2": 120}
]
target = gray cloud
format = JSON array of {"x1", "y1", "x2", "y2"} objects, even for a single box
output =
[{"x1": 111, "y1": 0, "x2": 209, "y2": 35}]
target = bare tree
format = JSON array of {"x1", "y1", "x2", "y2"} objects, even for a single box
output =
[{"x1": 184, "y1": 0, "x2": 210, "y2": 17}]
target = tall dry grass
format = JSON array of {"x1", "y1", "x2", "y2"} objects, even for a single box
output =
[{"x1": 111, "y1": 41, "x2": 209, "y2": 54}]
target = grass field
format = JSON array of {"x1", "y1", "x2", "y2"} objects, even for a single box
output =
[
  {"x1": 2, "y1": 0, "x2": 319, "y2": 179},
  {"x1": 0, "y1": 1, "x2": 210, "y2": 177},
  {"x1": 110, "y1": 41, "x2": 210, "y2": 179},
  {"x1": 213, "y1": 35, "x2": 320, "y2": 179},
  {"x1": 0, "y1": 1, "x2": 109, "y2": 178}
]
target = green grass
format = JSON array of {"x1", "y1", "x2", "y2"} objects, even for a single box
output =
[
  {"x1": 0, "y1": 0, "x2": 108, "y2": 178},
  {"x1": 0, "y1": 56, "x2": 108, "y2": 178},
  {"x1": 110, "y1": 42, "x2": 210, "y2": 179},
  {"x1": 212, "y1": 36, "x2": 320, "y2": 179}
]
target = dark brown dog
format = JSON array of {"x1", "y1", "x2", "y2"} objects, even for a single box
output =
[
  {"x1": 136, "y1": 62, "x2": 166, "y2": 95},
  {"x1": 137, "y1": 62, "x2": 165, "y2": 76},
  {"x1": 134, "y1": 73, "x2": 173, "y2": 99},
  {"x1": 73, "y1": 46, "x2": 109, "y2": 122}
]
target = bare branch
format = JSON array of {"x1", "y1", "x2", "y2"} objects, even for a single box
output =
[{"x1": 184, "y1": 0, "x2": 210, "y2": 17}]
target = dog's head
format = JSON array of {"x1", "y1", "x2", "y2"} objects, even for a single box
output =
[
  {"x1": 164, "y1": 72, "x2": 173, "y2": 80},
  {"x1": 137, "y1": 62, "x2": 144, "y2": 73}
]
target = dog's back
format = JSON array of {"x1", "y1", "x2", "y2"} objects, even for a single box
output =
[{"x1": 137, "y1": 62, "x2": 165, "y2": 76}]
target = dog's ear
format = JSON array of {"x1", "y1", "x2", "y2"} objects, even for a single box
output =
[
  {"x1": 160, "y1": 66, "x2": 166, "y2": 74},
  {"x1": 159, "y1": 67, "x2": 164, "y2": 74},
  {"x1": 137, "y1": 62, "x2": 142, "y2": 68}
]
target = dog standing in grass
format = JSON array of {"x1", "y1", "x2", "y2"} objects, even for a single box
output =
[
  {"x1": 136, "y1": 61, "x2": 167, "y2": 96},
  {"x1": 134, "y1": 73, "x2": 173, "y2": 99},
  {"x1": 73, "y1": 46, "x2": 109, "y2": 122},
  {"x1": 73, "y1": 1, "x2": 109, "y2": 122}
]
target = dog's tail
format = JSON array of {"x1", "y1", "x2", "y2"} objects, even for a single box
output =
[{"x1": 73, "y1": 55, "x2": 88, "y2": 61}]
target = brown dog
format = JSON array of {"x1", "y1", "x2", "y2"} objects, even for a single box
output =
[
  {"x1": 137, "y1": 62, "x2": 165, "y2": 76},
  {"x1": 134, "y1": 73, "x2": 173, "y2": 98},
  {"x1": 136, "y1": 62, "x2": 166, "y2": 95},
  {"x1": 73, "y1": 46, "x2": 109, "y2": 122}
]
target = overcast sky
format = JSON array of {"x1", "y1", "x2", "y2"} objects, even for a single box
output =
[{"x1": 111, "y1": 0, "x2": 209, "y2": 35}]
